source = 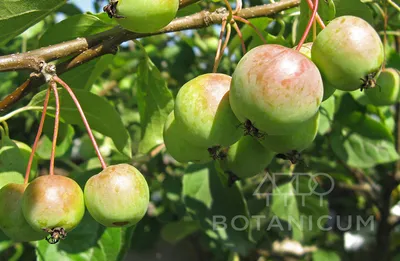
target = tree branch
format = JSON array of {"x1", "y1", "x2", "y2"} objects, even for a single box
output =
[{"x1": 0, "y1": 0, "x2": 300, "y2": 112}]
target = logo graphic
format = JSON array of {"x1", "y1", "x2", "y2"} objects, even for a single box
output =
[{"x1": 253, "y1": 172, "x2": 335, "y2": 207}]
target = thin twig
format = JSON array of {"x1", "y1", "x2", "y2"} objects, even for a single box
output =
[
  {"x1": 233, "y1": 16, "x2": 267, "y2": 44},
  {"x1": 213, "y1": 18, "x2": 228, "y2": 73},
  {"x1": 49, "y1": 81, "x2": 60, "y2": 176},
  {"x1": 0, "y1": 0, "x2": 301, "y2": 112},
  {"x1": 0, "y1": 0, "x2": 299, "y2": 73},
  {"x1": 1, "y1": 121, "x2": 9, "y2": 137},
  {"x1": 306, "y1": 0, "x2": 326, "y2": 29},
  {"x1": 53, "y1": 76, "x2": 107, "y2": 170},
  {"x1": 24, "y1": 87, "x2": 51, "y2": 184},
  {"x1": 222, "y1": 0, "x2": 234, "y2": 22},
  {"x1": 234, "y1": 0, "x2": 243, "y2": 13},
  {"x1": 232, "y1": 22, "x2": 246, "y2": 54},
  {"x1": 296, "y1": 0, "x2": 319, "y2": 51}
]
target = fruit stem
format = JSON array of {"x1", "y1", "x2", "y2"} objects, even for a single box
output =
[
  {"x1": 222, "y1": 0, "x2": 234, "y2": 23},
  {"x1": 0, "y1": 126, "x2": 4, "y2": 140},
  {"x1": 313, "y1": 19, "x2": 317, "y2": 41},
  {"x1": 234, "y1": 0, "x2": 243, "y2": 13},
  {"x1": 296, "y1": 0, "x2": 319, "y2": 51},
  {"x1": 49, "y1": 81, "x2": 60, "y2": 176},
  {"x1": 233, "y1": 16, "x2": 267, "y2": 44},
  {"x1": 24, "y1": 87, "x2": 51, "y2": 184},
  {"x1": 388, "y1": 0, "x2": 400, "y2": 12},
  {"x1": 306, "y1": 0, "x2": 325, "y2": 29},
  {"x1": 1, "y1": 121, "x2": 9, "y2": 136},
  {"x1": 53, "y1": 76, "x2": 107, "y2": 170},
  {"x1": 213, "y1": 18, "x2": 229, "y2": 73},
  {"x1": 232, "y1": 22, "x2": 247, "y2": 54}
]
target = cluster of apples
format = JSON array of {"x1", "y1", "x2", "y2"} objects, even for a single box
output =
[
  {"x1": 0, "y1": 164, "x2": 149, "y2": 243},
  {"x1": 163, "y1": 15, "x2": 391, "y2": 179}
]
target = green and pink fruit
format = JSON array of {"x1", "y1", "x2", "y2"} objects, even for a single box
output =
[
  {"x1": 365, "y1": 68, "x2": 400, "y2": 106},
  {"x1": 22, "y1": 175, "x2": 85, "y2": 234},
  {"x1": 311, "y1": 16, "x2": 384, "y2": 91},
  {"x1": 222, "y1": 136, "x2": 275, "y2": 179},
  {"x1": 230, "y1": 44, "x2": 323, "y2": 135},
  {"x1": 296, "y1": 42, "x2": 313, "y2": 58},
  {"x1": 163, "y1": 112, "x2": 211, "y2": 164},
  {"x1": 296, "y1": 42, "x2": 335, "y2": 101},
  {"x1": 115, "y1": 0, "x2": 179, "y2": 33},
  {"x1": 84, "y1": 164, "x2": 149, "y2": 227},
  {"x1": 0, "y1": 183, "x2": 46, "y2": 242},
  {"x1": 0, "y1": 173, "x2": 24, "y2": 190},
  {"x1": 259, "y1": 112, "x2": 320, "y2": 153},
  {"x1": 175, "y1": 73, "x2": 242, "y2": 147}
]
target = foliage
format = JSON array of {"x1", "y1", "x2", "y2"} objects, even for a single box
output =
[{"x1": 0, "y1": 0, "x2": 399, "y2": 261}]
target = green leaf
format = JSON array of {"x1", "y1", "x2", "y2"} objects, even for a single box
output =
[
  {"x1": 182, "y1": 163, "x2": 253, "y2": 255},
  {"x1": 177, "y1": 3, "x2": 202, "y2": 17},
  {"x1": 270, "y1": 175, "x2": 329, "y2": 242},
  {"x1": 36, "y1": 124, "x2": 75, "y2": 160},
  {"x1": 29, "y1": 88, "x2": 131, "y2": 158},
  {"x1": 313, "y1": 249, "x2": 341, "y2": 261},
  {"x1": 0, "y1": 0, "x2": 65, "y2": 45},
  {"x1": 161, "y1": 220, "x2": 200, "y2": 244},
  {"x1": 332, "y1": 0, "x2": 373, "y2": 24},
  {"x1": 296, "y1": 0, "x2": 336, "y2": 43},
  {"x1": 318, "y1": 96, "x2": 335, "y2": 135},
  {"x1": 39, "y1": 13, "x2": 116, "y2": 47},
  {"x1": 228, "y1": 17, "x2": 273, "y2": 51},
  {"x1": 13, "y1": 140, "x2": 38, "y2": 181},
  {"x1": 136, "y1": 57, "x2": 174, "y2": 154},
  {"x1": 0, "y1": 136, "x2": 25, "y2": 183},
  {"x1": 336, "y1": 95, "x2": 394, "y2": 141},
  {"x1": 331, "y1": 128, "x2": 399, "y2": 168},
  {"x1": 39, "y1": 14, "x2": 115, "y2": 91},
  {"x1": 61, "y1": 55, "x2": 115, "y2": 90},
  {"x1": 0, "y1": 230, "x2": 12, "y2": 251}
]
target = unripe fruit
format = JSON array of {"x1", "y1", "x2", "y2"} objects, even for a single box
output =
[
  {"x1": 115, "y1": 0, "x2": 179, "y2": 33},
  {"x1": 230, "y1": 44, "x2": 323, "y2": 135},
  {"x1": 296, "y1": 42, "x2": 335, "y2": 101},
  {"x1": 163, "y1": 112, "x2": 211, "y2": 164},
  {"x1": 0, "y1": 172, "x2": 24, "y2": 190},
  {"x1": 365, "y1": 68, "x2": 400, "y2": 106},
  {"x1": 259, "y1": 112, "x2": 320, "y2": 153},
  {"x1": 0, "y1": 183, "x2": 46, "y2": 242},
  {"x1": 312, "y1": 16, "x2": 384, "y2": 91},
  {"x1": 84, "y1": 164, "x2": 149, "y2": 227},
  {"x1": 22, "y1": 175, "x2": 85, "y2": 236},
  {"x1": 296, "y1": 42, "x2": 313, "y2": 58},
  {"x1": 222, "y1": 136, "x2": 275, "y2": 179},
  {"x1": 175, "y1": 73, "x2": 242, "y2": 147}
]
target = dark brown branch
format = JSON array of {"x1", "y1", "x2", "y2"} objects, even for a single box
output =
[{"x1": 0, "y1": 0, "x2": 300, "y2": 111}]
